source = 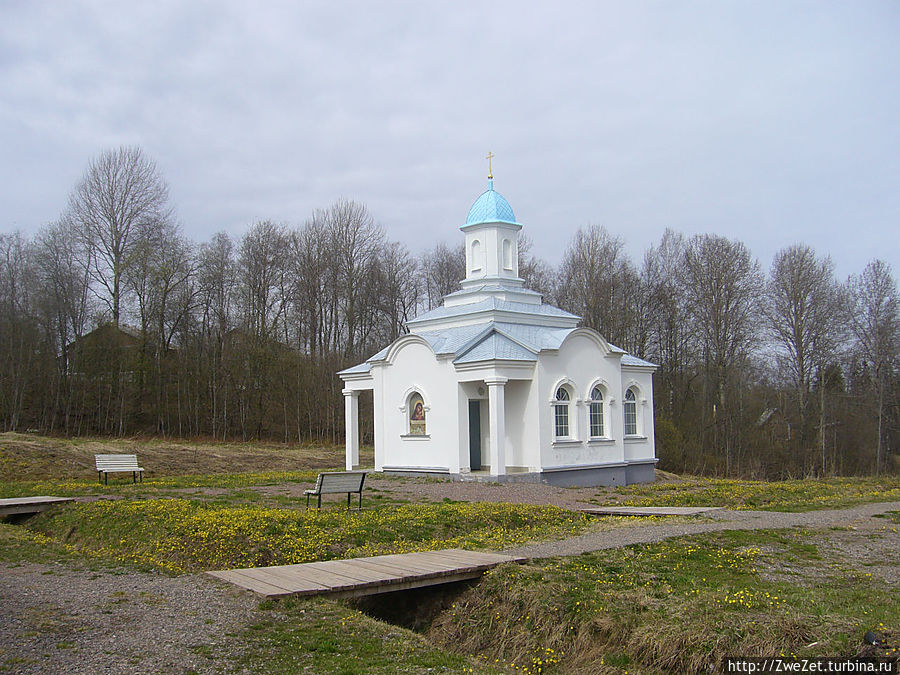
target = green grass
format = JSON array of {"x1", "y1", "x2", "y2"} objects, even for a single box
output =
[
  {"x1": 596, "y1": 476, "x2": 900, "y2": 511},
  {"x1": 229, "y1": 598, "x2": 503, "y2": 674},
  {"x1": 425, "y1": 529, "x2": 900, "y2": 673},
  {"x1": 0, "y1": 469, "x2": 331, "y2": 499},
  {"x1": 23, "y1": 499, "x2": 591, "y2": 573}
]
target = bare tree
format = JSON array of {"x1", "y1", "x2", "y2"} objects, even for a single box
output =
[
  {"x1": 67, "y1": 146, "x2": 171, "y2": 326},
  {"x1": 766, "y1": 244, "x2": 844, "y2": 471},
  {"x1": 682, "y1": 234, "x2": 763, "y2": 473},
  {"x1": 847, "y1": 259, "x2": 899, "y2": 473},
  {"x1": 374, "y1": 242, "x2": 418, "y2": 344},
  {"x1": 517, "y1": 234, "x2": 555, "y2": 299},
  {"x1": 324, "y1": 199, "x2": 384, "y2": 359},
  {"x1": 33, "y1": 219, "x2": 94, "y2": 431},
  {"x1": 556, "y1": 225, "x2": 638, "y2": 348},
  {"x1": 419, "y1": 242, "x2": 465, "y2": 310}
]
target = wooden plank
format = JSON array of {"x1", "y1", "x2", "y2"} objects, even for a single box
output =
[
  {"x1": 310, "y1": 560, "x2": 403, "y2": 584},
  {"x1": 348, "y1": 558, "x2": 443, "y2": 577},
  {"x1": 348, "y1": 556, "x2": 459, "y2": 575},
  {"x1": 0, "y1": 496, "x2": 74, "y2": 517},
  {"x1": 207, "y1": 570, "x2": 296, "y2": 597},
  {"x1": 245, "y1": 566, "x2": 339, "y2": 592},
  {"x1": 580, "y1": 506, "x2": 724, "y2": 517},
  {"x1": 363, "y1": 552, "x2": 464, "y2": 571},
  {"x1": 411, "y1": 549, "x2": 523, "y2": 569}
]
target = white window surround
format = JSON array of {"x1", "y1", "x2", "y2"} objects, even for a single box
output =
[
  {"x1": 470, "y1": 239, "x2": 482, "y2": 272},
  {"x1": 552, "y1": 385, "x2": 574, "y2": 440},
  {"x1": 623, "y1": 387, "x2": 639, "y2": 437},
  {"x1": 502, "y1": 238, "x2": 513, "y2": 270},
  {"x1": 399, "y1": 387, "x2": 431, "y2": 438},
  {"x1": 588, "y1": 385, "x2": 608, "y2": 440}
]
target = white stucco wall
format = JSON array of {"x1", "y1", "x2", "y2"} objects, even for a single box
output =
[
  {"x1": 537, "y1": 331, "x2": 629, "y2": 470},
  {"x1": 377, "y1": 339, "x2": 460, "y2": 472},
  {"x1": 621, "y1": 367, "x2": 656, "y2": 462}
]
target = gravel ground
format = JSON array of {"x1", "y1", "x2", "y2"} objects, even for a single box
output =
[
  {"x1": 254, "y1": 476, "x2": 605, "y2": 511},
  {"x1": 1, "y1": 483, "x2": 898, "y2": 674},
  {"x1": 0, "y1": 565, "x2": 255, "y2": 675}
]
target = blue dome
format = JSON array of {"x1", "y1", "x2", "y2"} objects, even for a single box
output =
[{"x1": 464, "y1": 180, "x2": 518, "y2": 227}]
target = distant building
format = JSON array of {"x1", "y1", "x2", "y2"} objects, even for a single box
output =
[{"x1": 338, "y1": 175, "x2": 657, "y2": 486}]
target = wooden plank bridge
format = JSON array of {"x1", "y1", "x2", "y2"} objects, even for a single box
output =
[
  {"x1": 580, "y1": 505, "x2": 723, "y2": 517},
  {"x1": 0, "y1": 496, "x2": 74, "y2": 517},
  {"x1": 207, "y1": 548, "x2": 525, "y2": 599}
]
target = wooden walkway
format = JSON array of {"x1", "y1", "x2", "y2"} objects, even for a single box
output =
[
  {"x1": 580, "y1": 505, "x2": 723, "y2": 517},
  {"x1": 0, "y1": 496, "x2": 74, "y2": 517},
  {"x1": 207, "y1": 548, "x2": 525, "y2": 599}
]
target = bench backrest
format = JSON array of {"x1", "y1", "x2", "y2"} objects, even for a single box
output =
[
  {"x1": 315, "y1": 471, "x2": 366, "y2": 494},
  {"x1": 95, "y1": 454, "x2": 141, "y2": 471}
]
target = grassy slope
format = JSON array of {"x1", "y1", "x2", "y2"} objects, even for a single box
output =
[
  {"x1": 0, "y1": 431, "x2": 372, "y2": 480},
  {"x1": 425, "y1": 528, "x2": 900, "y2": 673}
]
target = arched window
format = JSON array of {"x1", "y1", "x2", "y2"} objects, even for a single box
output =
[
  {"x1": 624, "y1": 388, "x2": 638, "y2": 436},
  {"x1": 553, "y1": 387, "x2": 571, "y2": 439},
  {"x1": 409, "y1": 392, "x2": 426, "y2": 435},
  {"x1": 502, "y1": 239, "x2": 513, "y2": 270},
  {"x1": 470, "y1": 239, "x2": 482, "y2": 272},
  {"x1": 589, "y1": 387, "x2": 605, "y2": 438}
]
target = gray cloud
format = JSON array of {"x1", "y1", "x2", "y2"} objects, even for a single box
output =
[{"x1": 1, "y1": 0, "x2": 898, "y2": 278}]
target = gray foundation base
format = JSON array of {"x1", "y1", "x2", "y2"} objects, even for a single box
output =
[{"x1": 380, "y1": 459, "x2": 658, "y2": 488}]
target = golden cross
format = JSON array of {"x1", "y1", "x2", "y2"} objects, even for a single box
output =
[{"x1": 486, "y1": 151, "x2": 494, "y2": 179}]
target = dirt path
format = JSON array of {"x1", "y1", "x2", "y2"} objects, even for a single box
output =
[{"x1": 503, "y1": 500, "x2": 900, "y2": 558}]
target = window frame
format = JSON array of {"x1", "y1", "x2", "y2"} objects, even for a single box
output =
[
  {"x1": 623, "y1": 387, "x2": 638, "y2": 437},
  {"x1": 588, "y1": 386, "x2": 606, "y2": 439},
  {"x1": 553, "y1": 386, "x2": 572, "y2": 440}
]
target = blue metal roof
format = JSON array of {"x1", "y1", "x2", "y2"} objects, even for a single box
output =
[{"x1": 464, "y1": 180, "x2": 518, "y2": 227}]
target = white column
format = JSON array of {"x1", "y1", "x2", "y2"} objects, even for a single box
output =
[
  {"x1": 343, "y1": 389, "x2": 360, "y2": 470},
  {"x1": 486, "y1": 377, "x2": 507, "y2": 476}
]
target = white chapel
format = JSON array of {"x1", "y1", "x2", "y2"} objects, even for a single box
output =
[{"x1": 338, "y1": 171, "x2": 658, "y2": 486}]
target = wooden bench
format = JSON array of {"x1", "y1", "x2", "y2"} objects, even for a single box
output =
[
  {"x1": 95, "y1": 454, "x2": 144, "y2": 485},
  {"x1": 305, "y1": 471, "x2": 367, "y2": 510}
]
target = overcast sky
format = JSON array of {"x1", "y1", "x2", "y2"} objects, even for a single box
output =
[{"x1": 1, "y1": 1, "x2": 898, "y2": 279}]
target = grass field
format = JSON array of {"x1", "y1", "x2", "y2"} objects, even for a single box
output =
[
  {"x1": 596, "y1": 475, "x2": 900, "y2": 511},
  {"x1": 1, "y1": 432, "x2": 898, "y2": 674}
]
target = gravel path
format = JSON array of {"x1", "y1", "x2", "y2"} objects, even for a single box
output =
[
  {"x1": 0, "y1": 564, "x2": 255, "y2": 675},
  {"x1": 503, "y1": 500, "x2": 900, "y2": 558}
]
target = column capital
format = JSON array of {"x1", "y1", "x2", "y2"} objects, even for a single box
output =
[
  {"x1": 484, "y1": 377, "x2": 508, "y2": 387},
  {"x1": 342, "y1": 388, "x2": 361, "y2": 398}
]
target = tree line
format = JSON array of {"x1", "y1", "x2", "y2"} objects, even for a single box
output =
[{"x1": 1, "y1": 146, "x2": 897, "y2": 477}]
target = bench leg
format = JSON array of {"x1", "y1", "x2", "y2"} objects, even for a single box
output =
[
  {"x1": 104, "y1": 472, "x2": 108, "y2": 486},
  {"x1": 133, "y1": 471, "x2": 136, "y2": 484},
  {"x1": 359, "y1": 491, "x2": 362, "y2": 511},
  {"x1": 98, "y1": 471, "x2": 102, "y2": 485},
  {"x1": 347, "y1": 492, "x2": 351, "y2": 510},
  {"x1": 306, "y1": 493, "x2": 310, "y2": 509},
  {"x1": 317, "y1": 493, "x2": 322, "y2": 509}
]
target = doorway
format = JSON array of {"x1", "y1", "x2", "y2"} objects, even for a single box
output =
[{"x1": 468, "y1": 400, "x2": 482, "y2": 471}]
